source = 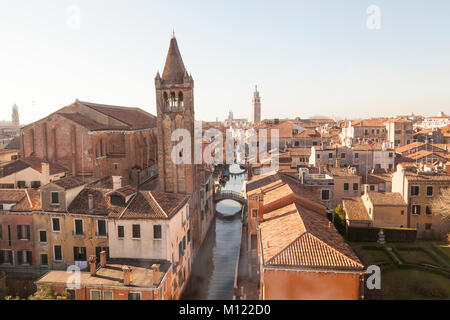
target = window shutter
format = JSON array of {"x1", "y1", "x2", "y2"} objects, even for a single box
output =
[
  {"x1": 26, "y1": 225, "x2": 30, "y2": 240},
  {"x1": 17, "y1": 225, "x2": 21, "y2": 239},
  {"x1": 0, "y1": 250, "x2": 4, "y2": 264},
  {"x1": 17, "y1": 251, "x2": 23, "y2": 265},
  {"x1": 8, "y1": 251, "x2": 13, "y2": 264}
]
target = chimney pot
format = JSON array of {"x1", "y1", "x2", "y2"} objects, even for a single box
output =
[
  {"x1": 122, "y1": 266, "x2": 131, "y2": 286},
  {"x1": 100, "y1": 250, "x2": 107, "y2": 267},
  {"x1": 257, "y1": 192, "x2": 264, "y2": 222},
  {"x1": 88, "y1": 255, "x2": 97, "y2": 276}
]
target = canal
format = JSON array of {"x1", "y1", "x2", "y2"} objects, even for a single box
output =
[{"x1": 182, "y1": 165, "x2": 246, "y2": 300}]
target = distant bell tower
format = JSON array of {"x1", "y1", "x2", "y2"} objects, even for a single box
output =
[
  {"x1": 252, "y1": 85, "x2": 261, "y2": 124},
  {"x1": 12, "y1": 104, "x2": 19, "y2": 127},
  {"x1": 155, "y1": 35, "x2": 196, "y2": 194}
]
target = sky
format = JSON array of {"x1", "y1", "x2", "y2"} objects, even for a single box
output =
[{"x1": 0, "y1": 0, "x2": 449, "y2": 125}]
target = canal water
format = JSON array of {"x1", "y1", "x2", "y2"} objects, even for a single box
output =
[{"x1": 182, "y1": 165, "x2": 246, "y2": 300}]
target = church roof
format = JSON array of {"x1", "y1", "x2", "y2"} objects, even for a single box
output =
[{"x1": 161, "y1": 37, "x2": 187, "y2": 84}]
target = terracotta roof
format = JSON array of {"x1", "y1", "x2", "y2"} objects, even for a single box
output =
[
  {"x1": 68, "y1": 186, "x2": 189, "y2": 219},
  {"x1": 327, "y1": 167, "x2": 359, "y2": 177},
  {"x1": 366, "y1": 192, "x2": 406, "y2": 206},
  {"x1": 352, "y1": 143, "x2": 392, "y2": 151},
  {"x1": 161, "y1": 37, "x2": 187, "y2": 84},
  {"x1": 260, "y1": 202, "x2": 364, "y2": 270},
  {"x1": 58, "y1": 113, "x2": 113, "y2": 131},
  {"x1": 351, "y1": 118, "x2": 387, "y2": 127},
  {"x1": 21, "y1": 157, "x2": 69, "y2": 175},
  {"x1": 52, "y1": 176, "x2": 85, "y2": 190},
  {"x1": 362, "y1": 173, "x2": 392, "y2": 184},
  {"x1": 342, "y1": 198, "x2": 371, "y2": 222},
  {"x1": 0, "y1": 189, "x2": 41, "y2": 211},
  {"x1": 36, "y1": 258, "x2": 171, "y2": 289},
  {"x1": 395, "y1": 142, "x2": 425, "y2": 153},
  {"x1": 78, "y1": 101, "x2": 157, "y2": 130},
  {"x1": 0, "y1": 160, "x2": 30, "y2": 176},
  {"x1": 406, "y1": 150, "x2": 449, "y2": 161}
]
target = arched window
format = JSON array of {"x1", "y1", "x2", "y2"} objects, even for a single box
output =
[
  {"x1": 178, "y1": 92, "x2": 184, "y2": 107},
  {"x1": 169, "y1": 92, "x2": 175, "y2": 108},
  {"x1": 163, "y1": 92, "x2": 168, "y2": 104}
]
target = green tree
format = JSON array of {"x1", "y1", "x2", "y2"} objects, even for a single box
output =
[
  {"x1": 334, "y1": 205, "x2": 347, "y2": 235},
  {"x1": 28, "y1": 284, "x2": 63, "y2": 300}
]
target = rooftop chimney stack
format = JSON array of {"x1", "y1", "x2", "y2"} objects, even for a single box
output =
[
  {"x1": 41, "y1": 162, "x2": 50, "y2": 185},
  {"x1": 88, "y1": 255, "x2": 97, "y2": 276},
  {"x1": 257, "y1": 192, "x2": 264, "y2": 222},
  {"x1": 100, "y1": 250, "x2": 107, "y2": 268},
  {"x1": 122, "y1": 266, "x2": 131, "y2": 286},
  {"x1": 152, "y1": 264, "x2": 161, "y2": 286},
  {"x1": 364, "y1": 184, "x2": 369, "y2": 195},
  {"x1": 112, "y1": 176, "x2": 122, "y2": 190}
]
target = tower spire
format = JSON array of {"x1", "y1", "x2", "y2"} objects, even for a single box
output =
[{"x1": 161, "y1": 36, "x2": 186, "y2": 84}]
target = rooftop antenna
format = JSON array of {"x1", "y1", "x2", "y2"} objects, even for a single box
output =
[{"x1": 172, "y1": 29, "x2": 175, "y2": 39}]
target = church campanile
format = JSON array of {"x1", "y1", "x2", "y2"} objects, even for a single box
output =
[
  {"x1": 252, "y1": 85, "x2": 261, "y2": 124},
  {"x1": 155, "y1": 35, "x2": 197, "y2": 194}
]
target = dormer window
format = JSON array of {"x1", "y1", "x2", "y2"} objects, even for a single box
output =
[{"x1": 110, "y1": 194, "x2": 125, "y2": 206}]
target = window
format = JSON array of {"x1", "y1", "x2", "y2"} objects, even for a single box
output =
[
  {"x1": 179, "y1": 241, "x2": 184, "y2": 259},
  {"x1": 74, "y1": 219, "x2": 83, "y2": 235},
  {"x1": 54, "y1": 245, "x2": 62, "y2": 261},
  {"x1": 17, "y1": 225, "x2": 30, "y2": 240},
  {"x1": 425, "y1": 223, "x2": 432, "y2": 231},
  {"x1": 103, "y1": 291, "x2": 113, "y2": 300},
  {"x1": 317, "y1": 154, "x2": 320, "y2": 159},
  {"x1": 321, "y1": 189, "x2": 330, "y2": 201},
  {"x1": 183, "y1": 236, "x2": 186, "y2": 251},
  {"x1": 128, "y1": 292, "x2": 141, "y2": 300},
  {"x1": 51, "y1": 192, "x2": 59, "y2": 205},
  {"x1": 97, "y1": 220, "x2": 107, "y2": 237},
  {"x1": 41, "y1": 254, "x2": 48, "y2": 266},
  {"x1": 389, "y1": 164, "x2": 393, "y2": 170},
  {"x1": 96, "y1": 139, "x2": 105, "y2": 158},
  {"x1": 341, "y1": 153, "x2": 346, "y2": 159},
  {"x1": 39, "y1": 230, "x2": 47, "y2": 243},
  {"x1": 412, "y1": 205, "x2": 421, "y2": 215},
  {"x1": 52, "y1": 218, "x2": 60, "y2": 232},
  {"x1": 17, "y1": 251, "x2": 31, "y2": 265},
  {"x1": 389, "y1": 152, "x2": 393, "y2": 158},
  {"x1": 354, "y1": 153, "x2": 359, "y2": 159},
  {"x1": 110, "y1": 195, "x2": 125, "y2": 206},
  {"x1": 251, "y1": 209, "x2": 257, "y2": 218},
  {"x1": 132, "y1": 224, "x2": 140, "y2": 239},
  {"x1": 426, "y1": 206, "x2": 432, "y2": 215},
  {"x1": 118, "y1": 225, "x2": 124, "y2": 238},
  {"x1": 91, "y1": 290, "x2": 101, "y2": 300},
  {"x1": 353, "y1": 183, "x2": 358, "y2": 191},
  {"x1": 0, "y1": 250, "x2": 13, "y2": 264},
  {"x1": 370, "y1": 185, "x2": 375, "y2": 191},
  {"x1": 187, "y1": 229, "x2": 191, "y2": 243},
  {"x1": 31, "y1": 181, "x2": 41, "y2": 189},
  {"x1": 344, "y1": 183, "x2": 349, "y2": 191},
  {"x1": 411, "y1": 186, "x2": 419, "y2": 196},
  {"x1": 17, "y1": 181, "x2": 26, "y2": 188},
  {"x1": 73, "y1": 247, "x2": 87, "y2": 261},
  {"x1": 328, "y1": 153, "x2": 333, "y2": 159},
  {"x1": 153, "y1": 225, "x2": 162, "y2": 239},
  {"x1": 426, "y1": 186, "x2": 433, "y2": 197}
]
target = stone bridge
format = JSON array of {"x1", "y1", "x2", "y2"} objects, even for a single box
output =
[{"x1": 213, "y1": 190, "x2": 246, "y2": 205}]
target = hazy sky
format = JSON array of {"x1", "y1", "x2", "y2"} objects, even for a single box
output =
[{"x1": 1, "y1": 0, "x2": 449, "y2": 125}]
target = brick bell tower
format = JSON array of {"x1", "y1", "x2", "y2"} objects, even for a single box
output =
[{"x1": 155, "y1": 35, "x2": 196, "y2": 194}]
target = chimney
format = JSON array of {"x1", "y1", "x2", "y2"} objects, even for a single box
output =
[
  {"x1": 335, "y1": 157, "x2": 341, "y2": 168},
  {"x1": 364, "y1": 184, "x2": 369, "y2": 195},
  {"x1": 41, "y1": 161, "x2": 50, "y2": 185},
  {"x1": 122, "y1": 266, "x2": 131, "y2": 286},
  {"x1": 88, "y1": 194, "x2": 94, "y2": 213},
  {"x1": 152, "y1": 264, "x2": 161, "y2": 285},
  {"x1": 88, "y1": 255, "x2": 97, "y2": 276},
  {"x1": 112, "y1": 176, "x2": 122, "y2": 190},
  {"x1": 100, "y1": 250, "x2": 107, "y2": 268},
  {"x1": 257, "y1": 192, "x2": 264, "y2": 222}
]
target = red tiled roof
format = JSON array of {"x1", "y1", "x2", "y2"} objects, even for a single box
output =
[
  {"x1": 342, "y1": 198, "x2": 371, "y2": 222},
  {"x1": 0, "y1": 189, "x2": 41, "y2": 211},
  {"x1": 78, "y1": 101, "x2": 157, "y2": 129},
  {"x1": 260, "y1": 202, "x2": 363, "y2": 270},
  {"x1": 52, "y1": 176, "x2": 85, "y2": 189}
]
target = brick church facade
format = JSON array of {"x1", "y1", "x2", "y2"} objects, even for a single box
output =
[{"x1": 20, "y1": 100, "x2": 157, "y2": 186}]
